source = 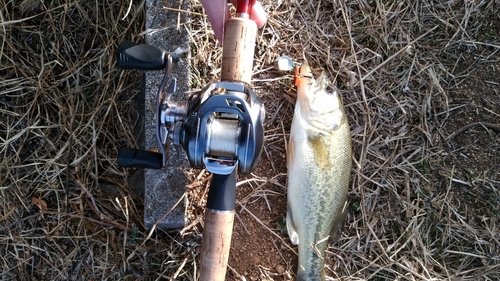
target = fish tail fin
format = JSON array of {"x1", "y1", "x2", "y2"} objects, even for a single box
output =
[{"x1": 286, "y1": 206, "x2": 299, "y2": 245}]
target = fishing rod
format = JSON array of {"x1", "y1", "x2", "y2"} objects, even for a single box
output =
[{"x1": 115, "y1": 0, "x2": 263, "y2": 280}]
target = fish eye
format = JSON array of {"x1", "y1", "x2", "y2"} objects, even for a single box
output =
[{"x1": 325, "y1": 85, "x2": 334, "y2": 94}]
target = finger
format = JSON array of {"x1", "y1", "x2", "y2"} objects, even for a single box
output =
[
  {"x1": 250, "y1": 1, "x2": 267, "y2": 28},
  {"x1": 229, "y1": 0, "x2": 267, "y2": 28},
  {"x1": 200, "y1": 0, "x2": 231, "y2": 43}
]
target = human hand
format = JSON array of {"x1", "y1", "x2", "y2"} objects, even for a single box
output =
[{"x1": 200, "y1": 0, "x2": 267, "y2": 43}]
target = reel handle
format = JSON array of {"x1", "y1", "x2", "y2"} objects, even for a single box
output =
[
  {"x1": 116, "y1": 41, "x2": 167, "y2": 70},
  {"x1": 117, "y1": 147, "x2": 163, "y2": 169}
]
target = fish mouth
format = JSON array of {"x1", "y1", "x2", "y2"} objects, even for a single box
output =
[
  {"x1": 299, "y1": 63, "x2": 328, "y2": 88},
  {"x1": 299, "y1": 62, "x2": 313, "y2": 77}
]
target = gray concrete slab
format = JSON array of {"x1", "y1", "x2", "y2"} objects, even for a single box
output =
[{"x1": 139, "y1": 0, "x2": 191, "y2": 230}]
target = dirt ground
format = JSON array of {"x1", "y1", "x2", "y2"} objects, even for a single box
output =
[{"x1": 1, "y1": 0, "x2": 499, "y2": 280}]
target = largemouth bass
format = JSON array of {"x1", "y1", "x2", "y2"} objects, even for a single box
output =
[{"x1": 286, "y1": 62, "x2": 352, "y2": 281}]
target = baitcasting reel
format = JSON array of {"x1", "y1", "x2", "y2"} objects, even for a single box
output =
[{"x1": 116, "y1": 41, "x2": 265, "y2": 175}]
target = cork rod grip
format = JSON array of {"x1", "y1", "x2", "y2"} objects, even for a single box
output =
[
  {"x1": 220, "y1": 18, "x2": 258, "y2": 84},
  {"x1": 199, "y1": 210, "x2": 235, "y2": 281}
]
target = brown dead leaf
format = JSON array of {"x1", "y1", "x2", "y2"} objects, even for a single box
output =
[{"x1": 30, "y1": 197, "x2": 48, "y2": 212}]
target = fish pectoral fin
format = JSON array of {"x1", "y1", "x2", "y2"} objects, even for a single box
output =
[
  {"x1": 286, "y1": 206, "x2": 299, "y2": 245},
  {"x1": 308, "y1": 136, "x2": 330, "y2": 170}
]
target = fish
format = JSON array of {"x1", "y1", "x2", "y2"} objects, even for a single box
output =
[{"x1": 286, "y1": 62, "x2": 352, "y2": 281}]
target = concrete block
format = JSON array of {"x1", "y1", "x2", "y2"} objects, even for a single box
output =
[{"x1": 141, "y1": 0, "x2": 191, "y2": 230}]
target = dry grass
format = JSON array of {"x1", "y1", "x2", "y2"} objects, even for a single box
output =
[
  {"x1": 0, "y1": 0, "x2": 155, "y2": 279},
  {"x1": 1, "y1": 0, "x2": 500, "y2": 280}
]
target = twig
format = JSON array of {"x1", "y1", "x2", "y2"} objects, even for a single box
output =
[
  {"x1": 122, "y1": 0, "x2": 134, "y2": 20},
  {"x1": 446, "y1": 122, "x2": 500, "y2": 140}
]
